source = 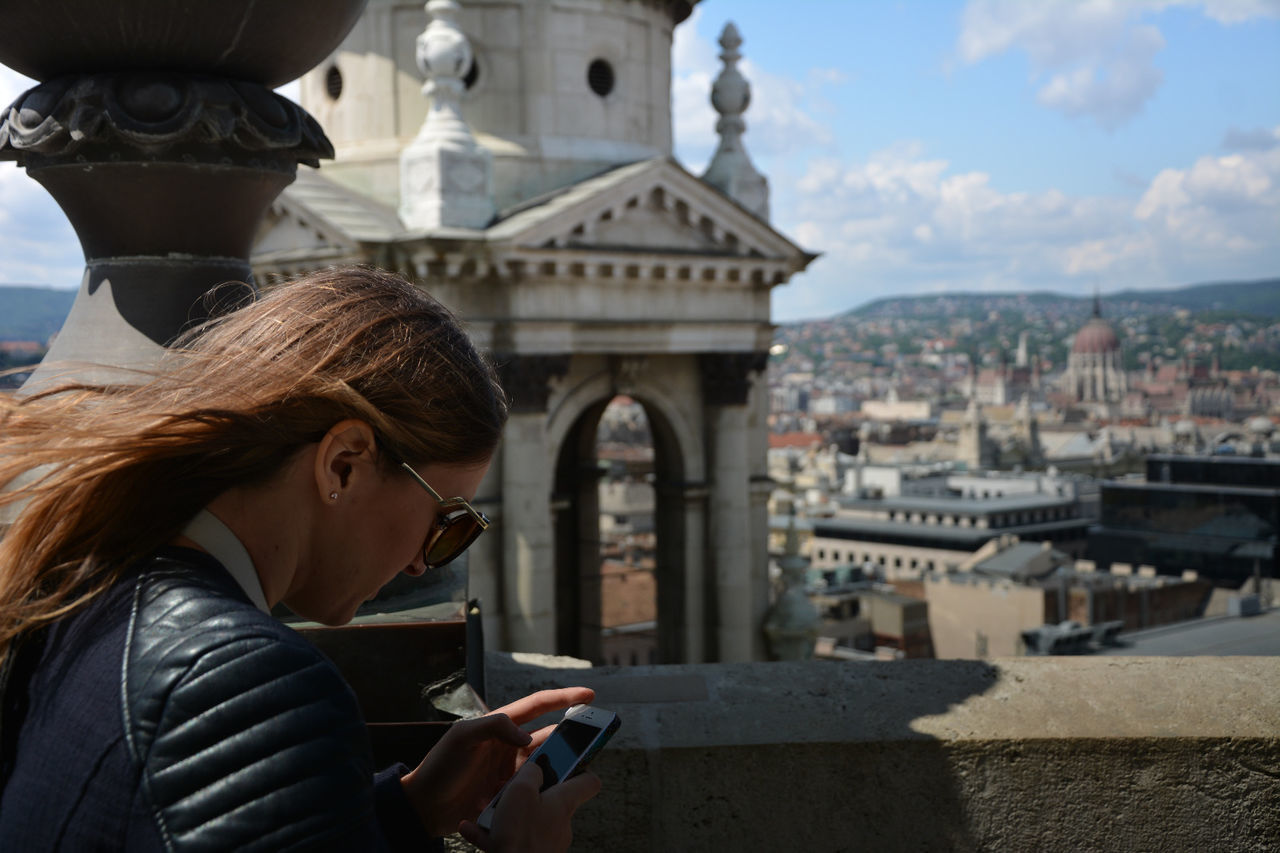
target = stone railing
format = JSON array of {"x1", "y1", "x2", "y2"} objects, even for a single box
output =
[{"x1": 484, "y1": 654, "x2": 1280, "y2": 852}]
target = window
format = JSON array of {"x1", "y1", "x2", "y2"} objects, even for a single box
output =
[
  {"x1": 587, "y1": 59, "x2": 615, "y2": 97},
  {"x1": 324, "y1": 65, "x2": 343, "y2": 100}
]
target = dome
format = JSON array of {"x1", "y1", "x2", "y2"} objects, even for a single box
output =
[{"x1": 1071, "y1": 317, "x2": 1120, "y2": 355}]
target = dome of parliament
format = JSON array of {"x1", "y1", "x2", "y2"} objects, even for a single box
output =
[{"x1": 1071, "y1": 295, "x2": 1121, "y2": 355}]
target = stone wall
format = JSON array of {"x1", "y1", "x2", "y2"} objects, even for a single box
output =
[{"x1": 485, "y1": 653, "x2": 1280, "y2": 852}]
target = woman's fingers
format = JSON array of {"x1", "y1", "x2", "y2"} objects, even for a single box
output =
[
  {"x1": 545, "y1": 770, "x2": 602, "y2": 816},
  {"x1": 490, "y1": 687, "x2": 595, "y2": 726},
  {"x1": 449, "y1": 713, "x2": 532, "y2": 749}
]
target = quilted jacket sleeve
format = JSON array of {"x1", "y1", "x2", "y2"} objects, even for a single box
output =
[{"x1": 122, "y1": 566, "x2": 422, "y2": 852}]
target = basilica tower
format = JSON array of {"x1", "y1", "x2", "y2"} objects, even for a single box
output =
[
  {"x1": 255, "y1": 0, "x2": 814, "y2": 664},
  {"x1": 296, "y1": 0, "x2": 693, "y2": 212}
]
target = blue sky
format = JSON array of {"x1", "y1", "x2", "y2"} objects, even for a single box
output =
[
  {"x1": 1, "y1": 0, "x2": 1277, "y2": 322},
  {"x1": 673, "y1": 0, "x2": 1280, "y2": 320}
]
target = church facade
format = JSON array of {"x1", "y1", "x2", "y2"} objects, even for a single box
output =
[{"x1": 251, "y1": 0, "x2": 815, "y2": 662}]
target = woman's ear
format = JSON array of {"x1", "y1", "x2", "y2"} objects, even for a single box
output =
[{"x1": 314, "y1": 419, "x2": 378, "y2": 502}]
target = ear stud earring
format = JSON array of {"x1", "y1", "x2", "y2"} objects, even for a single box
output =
[{"x1": 329, "y1": 492, "x2": 339, "y2": 501}]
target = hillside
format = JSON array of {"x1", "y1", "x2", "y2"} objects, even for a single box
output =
[
  {"x1": 846, "y1": 277, "x2": 1280, "y2": 321},
  {"x1": 0, "y1": 286, "x2": 76, "y2": 342}
]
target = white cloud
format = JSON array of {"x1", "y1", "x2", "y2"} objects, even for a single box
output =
[
  {"x1": 1034, "y1": 25, "x2": 1165, "y2": 131},
  {"x1": 777, "y1": 133, "x2": 1280, "y2": 318},
  {"x1": 957, "y1": 0, "x2": 1280, "y2": 130},
  {"x1": 1135, "y1": 138, "x2": 1280, "y2": 259}
]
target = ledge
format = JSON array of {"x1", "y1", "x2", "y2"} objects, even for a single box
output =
[{"x1": 485, "y1": 654, "x2": 1280, "y2": 852}]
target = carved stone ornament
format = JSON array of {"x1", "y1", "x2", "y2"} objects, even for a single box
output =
[
  {"x1": 701, "y1": 22, "x2": 770, "y2": 221},
  {"x1": 698, "y1": 351, "x2": 768, "y2": 407},
  {"x1": 611, "y1": 355, "x2": 648, "y2": 396},
  {"x1": 0, "y1": 73, "x2": 333, "y2": 171},
  {"x1": 400, "y1": 0, "x2": 494, "y2": 229},
  {"x1": 495, "y1": 354, "x2": 571, "y2": 414}
]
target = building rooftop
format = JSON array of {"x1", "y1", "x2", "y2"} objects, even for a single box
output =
[
  {"x1": 838, "y1": 492, "x2": 1075, "y2": 515},
  {"x1": 813, "y1": 516, "x2": 1088, "y2": 546},
  {"x1": 971, "y1": 542, "x2": 1064, "y2": 580},
  {"x1": 1098, "y1": 609, "x2": 1280, "y2": 656}
]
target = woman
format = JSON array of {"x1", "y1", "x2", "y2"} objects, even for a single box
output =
[{"x1": 0, "y1": 267, "x2": 600, "y2": 851}]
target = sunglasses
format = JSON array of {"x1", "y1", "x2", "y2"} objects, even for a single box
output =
[{"x1": 398, "y1": 461, "x2": 490, "y2": 569}]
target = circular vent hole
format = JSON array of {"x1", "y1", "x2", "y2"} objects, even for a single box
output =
[
  {"x1": 587, "y1": 59, "x2": 615, "y2": 97},
  {"x1": 325, "y1": 65, "x2": 343, "y2": 100}
]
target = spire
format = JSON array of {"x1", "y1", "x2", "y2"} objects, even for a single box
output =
[
  {"x1": 399, "y1": 0, "x2": 495, "y2": 230},
  {"x1": 1092, "y1": 289, "x2": 1102, "y2": 319},
  {"x1": 701, "y1": 22, "x2": 770, "y2": 220}
]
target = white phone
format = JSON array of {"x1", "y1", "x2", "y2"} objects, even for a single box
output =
[{"x1": 475, "y1": 704, "x2": 621, "y2": 831}]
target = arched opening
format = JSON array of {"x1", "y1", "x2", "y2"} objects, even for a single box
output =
[
  {"x1": 596, "y1": 397, "x2": 656, "y2": 666},
  {"x1": 553, "y1": 393, "x2": 687, "y2": 664}
]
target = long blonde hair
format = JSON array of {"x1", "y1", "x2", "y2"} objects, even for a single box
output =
[{"x1": 0, "y1": 266, "x2": 507, "y2": 657}]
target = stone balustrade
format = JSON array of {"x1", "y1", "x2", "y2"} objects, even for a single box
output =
[{"x1": 484, "y1": 653, "x2": 1280, "y2": 852}]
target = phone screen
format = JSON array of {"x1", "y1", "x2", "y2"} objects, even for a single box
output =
[{"x1": 530, "y1": 719, "x2": 601, "y2": 790}]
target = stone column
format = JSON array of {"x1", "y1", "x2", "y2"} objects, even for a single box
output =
[
  {"x1": 654, "y1": 478, "x2": 708, "y2": 663},
  {"x1": 495, "y1": 354, "x2": 570, "y2": 652},
  {"x1": 700, "y1": 351, "x2": 767, "y2": 662}
]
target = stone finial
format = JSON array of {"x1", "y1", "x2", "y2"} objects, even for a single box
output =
[
  {"x1": 399, "y1": 0, "x2": 495, "y2": 230},
  {"x1": 764, "y1": 505, "x2": 820, "y2": 661},
  {"x1": 701, "y1": 22, "x2": 770, "y2": 220}
]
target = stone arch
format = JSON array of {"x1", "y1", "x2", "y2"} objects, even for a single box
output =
[{"x1": 546, "y1": 362, "x2": 702, "y2": 663}]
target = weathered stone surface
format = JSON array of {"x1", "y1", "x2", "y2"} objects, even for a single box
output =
[{"x1": 485, "y1": 654, "x2": 1280, "y2": 852}]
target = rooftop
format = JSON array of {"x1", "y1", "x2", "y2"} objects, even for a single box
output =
[
  {"x1": 813, "y1": 516, "x2": 1088, "y2": 546},
  {"x1": 838, "y1": 492, "x2": 1077, "y2": 515},
  {"x1": 1098, "y1": 609, "x2": 1280, "y2": 656}
]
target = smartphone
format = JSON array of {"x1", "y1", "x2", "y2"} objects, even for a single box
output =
[{"x1": 476, "y1": 704, "x2": 621, "y2": 831}]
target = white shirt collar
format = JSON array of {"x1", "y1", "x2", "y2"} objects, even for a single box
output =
[{"x1": 179, "y1": 509, "x2": 271, "y2": 614}]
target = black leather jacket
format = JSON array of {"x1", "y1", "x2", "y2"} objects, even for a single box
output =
[{"x1": 0, "y1": 549, "x2": 428, "y2": 851}]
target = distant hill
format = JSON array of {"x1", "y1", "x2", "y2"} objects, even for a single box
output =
[
  {"x1": 845, "y1": 277, "x2": 1280, "y2": 321},
  {"x1": 1109, "y1": 279, "x2": 1280, "y2": 314},
  {"x1": 0, "y1": 286, "x2": 76, "y2": 342}
]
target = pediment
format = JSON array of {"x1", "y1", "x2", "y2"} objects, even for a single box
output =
[
  {"x1": 253, "y1": 204, "x2": 353, "y2": 258},
  {"x1": 252, "y1": 169, "x2": 406, "y2": 264},
  {"x1": 486, "y1": 157, "x2": 809, "y2": 263}
]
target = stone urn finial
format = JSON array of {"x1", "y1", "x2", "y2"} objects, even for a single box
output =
[
  {"x1": 0, "y1": 0, "x2": 364, "y2": 388},
  {"x1": 701, "y1": 21, "x2": 769, "y2": 221},
  {"x1": 399, "y1": 0, "x2": 494, "y2": 230},
  {"x1": 764, "y1": 504, "x2": 820, "y2": 660}
]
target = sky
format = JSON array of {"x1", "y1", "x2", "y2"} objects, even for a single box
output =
[{"x1": 1, "y1": 0, "x2": 1277, "y2": 322}]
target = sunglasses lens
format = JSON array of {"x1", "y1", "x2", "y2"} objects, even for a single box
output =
[{"x1": 424, "y1": 514, "x2": 483, "y2": 568}]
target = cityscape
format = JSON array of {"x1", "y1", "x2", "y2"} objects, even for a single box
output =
[
  {"x1": 0, "y1": 0, "x2": 1276, "y2": 847},
  {"x1": 590, "y1": 277, "x2": 1280, "y2": 666}
]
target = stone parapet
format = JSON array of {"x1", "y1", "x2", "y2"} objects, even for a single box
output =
[{"x1": 485, "y1": 653, "x2": 1280, "y2": 852}]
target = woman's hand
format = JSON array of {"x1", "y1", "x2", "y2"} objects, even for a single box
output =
[
  {"x1": 458, "y1": 759, "x2": 602, "y2": 853},
  {"x1": 400, "y1": 687, "x2": 595, "y2": 837}
]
